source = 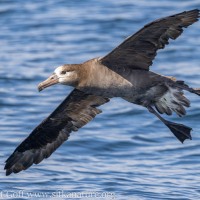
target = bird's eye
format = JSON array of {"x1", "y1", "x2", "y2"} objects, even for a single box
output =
[{"x1": 60, "y1": 71, "x2": 66, "y2": 75}]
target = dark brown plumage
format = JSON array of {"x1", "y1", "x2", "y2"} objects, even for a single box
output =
[
  {"x1": 5, "y1": 9, "x2": 200, "y2": 176},
  {"x1": 5, "y1": 89, "x2": 108, "y2": 176},
  {"x1": 101, "y1": 9, "x2": 199, "y2": 72}
]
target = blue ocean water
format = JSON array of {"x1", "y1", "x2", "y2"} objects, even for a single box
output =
[{"x1": 0, "y1": 0, "x2": 200, "y2": 199}]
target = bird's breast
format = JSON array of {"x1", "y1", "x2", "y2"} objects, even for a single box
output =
[{"x1": 77, "y1": 60, "x2": 134, "y2": 98}]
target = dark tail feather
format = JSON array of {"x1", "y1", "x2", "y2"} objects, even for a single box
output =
[
  {"x1": 176, "y1": 81, "x2": 200, "y2": 96},
  {"x1": 165, "y1": 120, "x2": 192, "y2": 143},
  {"x1": 192, "y1": 88, "x2": 200, "y2": 96}
]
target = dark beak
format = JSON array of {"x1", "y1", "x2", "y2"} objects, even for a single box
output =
[{"x1": 38, "y1": 73, "x2": 59, "y2": 92}]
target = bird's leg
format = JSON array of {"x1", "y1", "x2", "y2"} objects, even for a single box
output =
[{"x1": 147, "y1": 105, "x2": 192, "y2": 143}]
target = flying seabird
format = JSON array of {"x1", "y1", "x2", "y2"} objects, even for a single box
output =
[{"x1": 5, "y1": 9, "x2": 200, "y2": 176}]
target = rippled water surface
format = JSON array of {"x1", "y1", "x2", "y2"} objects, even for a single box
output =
[{"x1": 1, "y1": 0, "x2": 200, "y2": 199}]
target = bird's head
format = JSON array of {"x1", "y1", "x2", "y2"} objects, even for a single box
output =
[{"x1": 38, "y1": 64, "x2": 79, "y2": 92}]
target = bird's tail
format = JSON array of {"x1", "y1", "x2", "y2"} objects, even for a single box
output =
[
  {"x1": 191, "y1": 88, "x2": 200, "y2": 96},
  {"x1": 155, "y1": 80, "x2": 200, "y2": 117},
  {"x1": 175, "y1": 80, "x2": 200, "y2": 96},
  {"x1": 155, "y1": 86, "x2": 190, "y2": 117}
]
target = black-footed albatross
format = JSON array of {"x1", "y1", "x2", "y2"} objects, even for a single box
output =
[{"x1": 5, "y1": 9, "x2": 200, "y2": 175}]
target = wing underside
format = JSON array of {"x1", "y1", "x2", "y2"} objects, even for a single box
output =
[{"x1": 5, "y1": 89, "x2": 109, "y2": 176}]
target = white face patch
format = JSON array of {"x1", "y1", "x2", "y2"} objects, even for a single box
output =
[
  {"x1": 54, "y1": 66, "x2": 75, "y2": 77},
  {"x1": 54, "y1": 66, "x2": 65, "y2": 76},
  {"x1": 53, "y1": 65, "x2": 77, "y2": 85}
]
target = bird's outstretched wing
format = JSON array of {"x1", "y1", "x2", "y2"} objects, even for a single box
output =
[
  {"x1": 5, "y1": 89, "x2": 109, "y2": 176},
  {"x1": 101, "y1": 9, "x2": 199, "y2": 71}
]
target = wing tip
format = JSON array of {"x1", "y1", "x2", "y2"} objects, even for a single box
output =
[
  {"x1": 182, "y1": 9, "x2": 200, "y2": 23},
  {"x1": 5, "y1": 169, "x2": 12, "y2": 176},
  {"x1": 4, "y1": 150, "x2": 36, "y2": 176},
  {"x1": 4, "y1": 164, "x2": 23, "y2": 176}
]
